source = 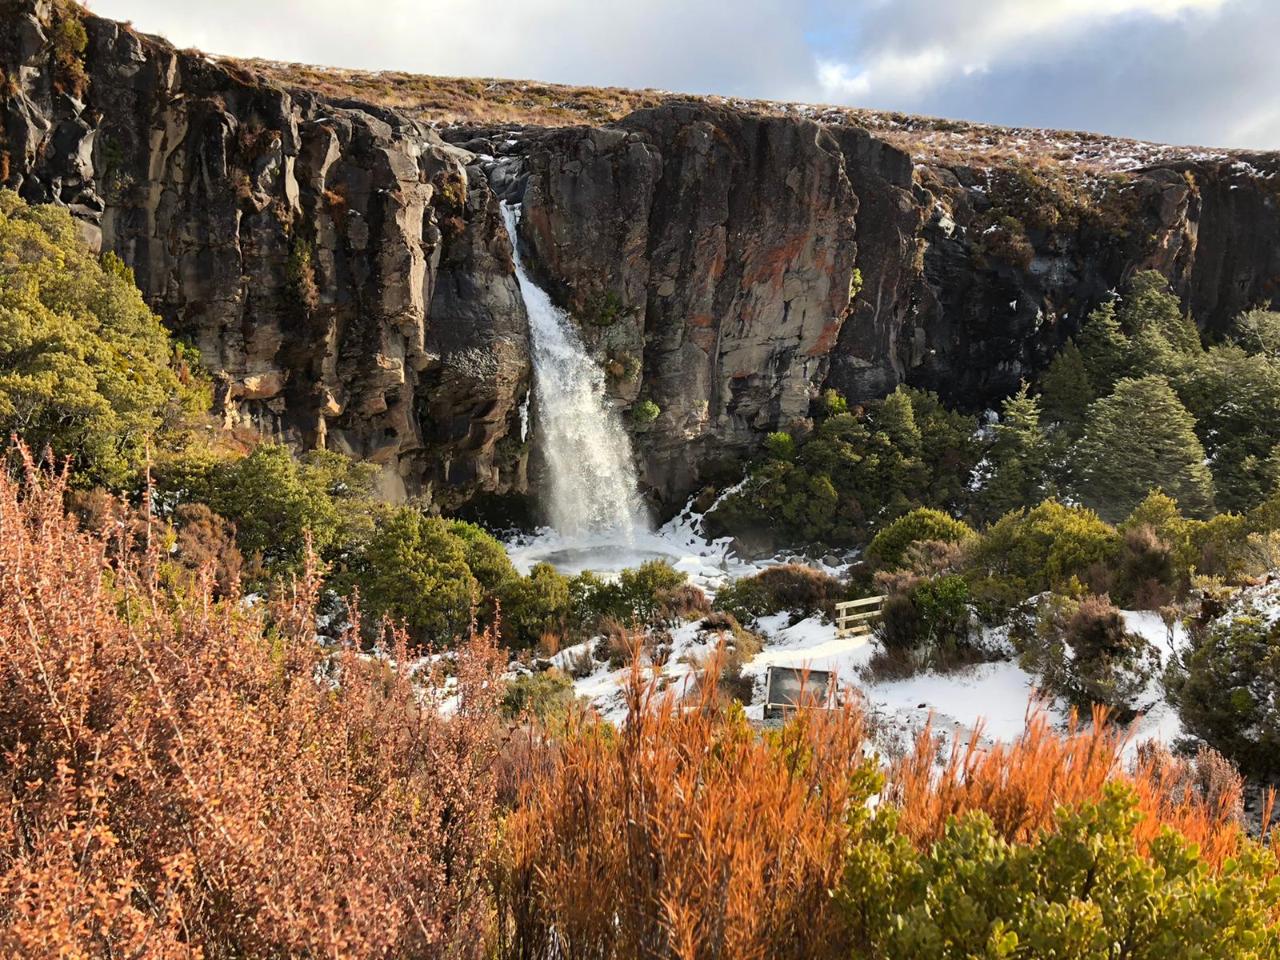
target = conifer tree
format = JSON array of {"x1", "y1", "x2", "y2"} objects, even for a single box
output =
[
  {"x1": 1074, "y1": 375, "x2": 1215, "y2": 522},
  {"x1": 978, "y1": 382, "x2": 1051, "y2": 522},
  {"x1": 877, "y1": 386, "x2": 922, "y2": 454},
  {"x1": 1118, "y1": 270, "x2": 1200, "y2": 353},
  {"x1": 1039, "y1": 339, "x2": 1093, "y2": 432},
  {"x1": 1077, "y1": 300, "x2": 1134, "y2": 394}
]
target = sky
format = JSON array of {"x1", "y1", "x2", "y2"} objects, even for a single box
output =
[{"x1": 91, "y1": 0, "x2": 1280, "y2": 150}]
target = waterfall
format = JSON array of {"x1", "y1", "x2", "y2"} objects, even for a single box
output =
[{"x1": 501, "y1": 203, "x2": 648, "y2": 539}]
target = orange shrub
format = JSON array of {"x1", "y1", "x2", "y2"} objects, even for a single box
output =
[
  {"x1": 0, "y1": 451, "x2": 503, "y2": 958},
  {"x1": 890, "y1": 705, "x2": 1265, "y2": 871},
  {"x1": 495, "y1": 653, "x2": 874, "y2": 960}
]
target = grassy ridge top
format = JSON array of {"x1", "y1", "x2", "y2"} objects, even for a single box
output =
[{"x1": 236, "y1": 56, "x2": 1255, "y2": 173}]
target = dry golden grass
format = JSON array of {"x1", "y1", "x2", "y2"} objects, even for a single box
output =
[{"x1": 231, "y1": 58, "x2": 1246, "y2": 172}]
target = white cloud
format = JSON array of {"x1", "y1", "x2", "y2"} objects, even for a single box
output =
[
  {"x1": 816, "y1": 47, "x2": 950, "y2": 100},
  {"x1": 817, "y1": 0, "x2": 1230, "y2": 104},
  {"x1": 91, "y1": 0, "x2": 814, "y2": 99}
]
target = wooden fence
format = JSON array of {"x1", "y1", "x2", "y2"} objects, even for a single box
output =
[{"x1": 834, "y1": 595, "x2": 885, "y2": 638}]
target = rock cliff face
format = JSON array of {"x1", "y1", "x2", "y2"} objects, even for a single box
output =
[
  {"x1": 499, "y1": 105, "x2": 859, "y2": 498},
  {"x1": 1, "y1": 0, "x2": 531, "y2": 506},
  {"x1": 4, "y1": 1, "x2": 1279, "y2": 515}
]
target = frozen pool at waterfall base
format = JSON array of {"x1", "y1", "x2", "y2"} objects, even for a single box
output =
[{"x1": 506, "y1": 511, "x2": 756, "y2": 589}]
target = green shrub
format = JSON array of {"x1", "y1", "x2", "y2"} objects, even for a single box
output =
[
  {"x1": 344, "y1": 508, "x2": 556, "y2": 648},
  {"x1": 501, "y1": 669, "x2": 576, "y2": 723},
  {"x1": 1166, "y1": 593, "x2": 1280, "y2": 778},
  {"x1": 865, "y1": 507, "x2": 975, "y2": 570},
  {"x1": 617, "y1": 560, "x2": 687, "y2": 623},
  {"x1": 706, "y1": 387, "x2": 979, "y2": 550},
  {"x1": 0, "y1": 191, "x2": 207, "y2": 489},
  {"x1": 1109, "y1": 523, "x2": 1179, "y2": 609},
  {"x1": 352, "y1": 508, "x2": 480, "y2": 646},
  {"x1": 965, "y1": 500, "x2": 1120, "y2": 612},
  {"x1": 763, "y1": 431, "x2": 796, "y2": 461},
  {"x1": 581, "y1": 290, "x2": 626, "y2": 326},
  {"x1": 714, "y1": 564, "x2": 844, "y2": 624},
  {"x1": 447, "y1": 518, "x2": 520, "y2": 594},
  {"x1": 498, "y1": 562, "x2": 571, "y2": 649},
  {"x1": 631, "y1": 399, "x2": 660, "y2": 425},
  {"x1": 876, "y1": 573, "x2": 975, "y2": 672},
  {"x1": 569, "y1": 560, "x2": 689, "y2": 631},
  {"x1": 838, "y1": 784, "x2": 1280, "y2": 959},
  {"x1": 820, "y1": 388, "x2": 848, "y2": 417},
  {"x1": 158, "y1": 444, "x2": 379, "y2": 577},
  {"x1": 1019, "y1": 593, "x2": 1159, "y2": 716}
]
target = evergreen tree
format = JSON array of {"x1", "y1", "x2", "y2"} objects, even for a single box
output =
[
  {"x1": 1117, "y1": 270, "x2": 1200, "y2": 353},
  {"x1": 1233, "y1": 307, "x2": 1280, "y2": 357},
  {"x1": 1170, "y1": 343, "x2": 1280, "y2": 512},
  {"x1": 1074, "y1": 375, "x2": 1215, "y2": 522},
  {"x1": 978, "y1": 382, "x2": 1051, "y2": 521},
  {"x1": 1038, "y1": 338, "x2": 1093, "y2": 431},
  {"x1": 1077, "y1": 300, "x2": 1134, "y2": 394},
  {"x1": 876, "y1": 386, "x2": 922, "y2": 454}
]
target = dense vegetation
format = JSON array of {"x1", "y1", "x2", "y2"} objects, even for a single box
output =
[
  {"x1": 0, "y1": 192, "x2": 206, "y2": 489},
  {"x1": 706, "y1": 385, "x2": 979, "y2": 550},
  {"x1": 704, "y1": 271, "x2": 1280, "y2": 772},
  {"x1": 710, "y1": 271, "x2": 1280, "y2": 549},
  {"x1": 4, "y1": 468, "x2": 1280, "y2": 957}
]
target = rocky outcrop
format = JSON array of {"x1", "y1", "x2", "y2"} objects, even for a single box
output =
[
  {"x1": 509, "y1": 105, "x2": 859, "y2": 497},
  {"x1": 1, "y1": 0, "x2": 531, "y2": 505},
  {"x1": 828, "y1": 150, "x2": 1280, "y2": 405},
  {"x1": 3, "y1": 1, "x2": 1279, "y2": 515},
  {"x1": 459, "y1": 113, "x2": 1280, "y2": 507}
]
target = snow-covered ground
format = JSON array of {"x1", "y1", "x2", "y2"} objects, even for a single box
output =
[{"x1": 552, "y1": 603, "x2": 1194, "y2": 755}]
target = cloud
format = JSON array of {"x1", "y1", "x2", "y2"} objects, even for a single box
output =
[
  {"x1": 91, "y1": 0, "x2": 815, "y2": 100},
  {"x1": 815, "y1": 0, "x2": 1229, "y2": 105},
  {"x1": 89, "y1": 0, "x2": 1280, "y2": 149}
]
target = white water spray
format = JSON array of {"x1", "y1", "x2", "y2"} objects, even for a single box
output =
[{"x1": 502, "y1": 203, "x2": 648, "y2": 539}]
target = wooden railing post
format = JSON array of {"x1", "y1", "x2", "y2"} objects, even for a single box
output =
[{"x1": 834, "y1": 595, "x2": 886, "y2": 638}]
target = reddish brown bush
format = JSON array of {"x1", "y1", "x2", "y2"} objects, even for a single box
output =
[
  {"x1": 0, "y1": 451, "x2": 503, "y2": 958},
  {"x1": 890, "y1": 707, "x2": 1259, "y2": 870},
  {"x1": 495, "y1": 653, "x2": 872, "y2": 959}
]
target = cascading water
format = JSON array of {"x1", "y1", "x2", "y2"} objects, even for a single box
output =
[{"x1": 501, "y1": 202, "x2": 648, "y2": 540}]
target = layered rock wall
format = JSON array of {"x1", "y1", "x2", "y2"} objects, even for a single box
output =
[{"x1": 4, "y1": 1, "x2": 1279, "y2": 513}]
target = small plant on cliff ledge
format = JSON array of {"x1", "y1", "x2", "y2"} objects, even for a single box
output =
[
  {"x1": 50, "y1": 3, "x2": 90, "y2": 98},
  {"x1": 286, "y1": 237, "x2": 321, "y2": 314},
  {"x1": 582, "y1": 289, "x2": 627, "y2": 326},
  {"x1": 604, "y1": 350, "x2": 641, "y2": 383},
  {"x1": 0, "y1": 69, "x2": 20, "y2": 101},
  {"x1": 631, "y1": 398, "x2": 660, "y2": 425}
]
